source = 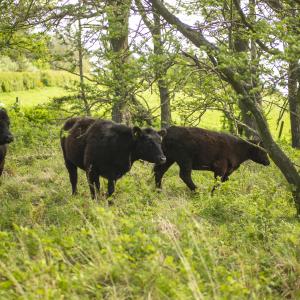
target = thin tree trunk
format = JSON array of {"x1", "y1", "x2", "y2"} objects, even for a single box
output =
[
  {"x1": 157, "y1": 79, "x2": 171, "y2": 128},
  {"x1": 288, "y1": 60, "x2": 300, "y2": 149},
  {"x1": 233, "y1": 0, "x2": 259, "y2": 138},
  {"x1": 135, "y1": 0, "x2": 171, "y2": 128},
  {"x1": 78, "y1": 11, "x2": 90, "y2": 116},
  {"x1": 262, "y1": 1, "x2": 300, "y2": 148},
  {"x1": 108, "y1": 0, "x2": 131, "y2": 123},
  {"x1": 152, "y1": 8, "x2": 171, "y2": 128}
]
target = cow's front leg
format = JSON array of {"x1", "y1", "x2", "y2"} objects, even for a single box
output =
[
  {"x1": 178, "y1": 162, "x2": 196, "y2": 191},
  {"x1": 154, "y1": 159, "x2": 174, "y2": 189}
]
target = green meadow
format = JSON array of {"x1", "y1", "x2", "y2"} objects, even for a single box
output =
[
  {"x1": 0, "y1": 87, "x2": 72, "y2": 107},
  {"x1": 0, "y1": 86, "x2": 299, "y2": 299}
]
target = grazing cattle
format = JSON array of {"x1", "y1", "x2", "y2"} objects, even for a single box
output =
[
  {"x1": 61, "y1": 117, "x2": 166, "y2": 198},
  {"x1": 154, "y1": 126, "x2": 270, "y2": 192},
  {"x1": 0, "y1": 108, "x2": 14, "y2": 176}
]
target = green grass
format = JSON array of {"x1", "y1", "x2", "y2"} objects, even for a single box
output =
[
  {"x1": 0, "y1": 105, "x2": 299, "y2": 299},
  {"x1": 0, "y1": 87, "x2": 72, "y2": 107}
]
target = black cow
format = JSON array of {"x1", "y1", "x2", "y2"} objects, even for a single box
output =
[
  {"x1": 154, "y1": 126, "x2": 270, "y2": 192},
  {"x1": 0, "y1": 108, "x2": 14, "y2": 176},
  {"x1": 61, "y1": 117, "x2": 166, "y2": 198}
]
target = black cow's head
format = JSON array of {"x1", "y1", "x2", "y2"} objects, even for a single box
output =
[
  {"x1": 132, "y1": 127, "x2": 166, "y2": 164},
  {"x1": 248, "y1": 139, "x2": 270, "y2": 166},
  {"x1": 0, "y1": 108, "x2": 13, "y2": 145}
]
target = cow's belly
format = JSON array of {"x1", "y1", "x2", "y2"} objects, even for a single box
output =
[
  {"x1": 192, "y1": 155, "x2": 213, "y2": 171},
  {"x1": 94, "y1": 161, "x2": 131, "y2": 180},
  {"x1": 192, "y1": 162, "x2": 212, "y2": 171}
]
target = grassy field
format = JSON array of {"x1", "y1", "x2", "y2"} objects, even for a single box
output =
[
  {"x1": 0, "y1": 88, "x2": 299, "y2": 299},
  {"x1": 0, "y1": 87, "x2": 72, "y2": 107}
]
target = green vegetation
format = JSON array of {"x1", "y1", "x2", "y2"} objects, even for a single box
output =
[
  {"x1": 0, "y1": 105, "x2": 299, "y2": 299},
  {"x1": 0, "y1": 87, "x2": 73, "y2": 107},
  {"x1": 0, "y1": 71, "x2": 78, "y2": 93}
]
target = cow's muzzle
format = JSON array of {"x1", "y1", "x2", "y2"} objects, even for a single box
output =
[{"x1": 157, "y1": 155, "x2": 166, "y2": 164}]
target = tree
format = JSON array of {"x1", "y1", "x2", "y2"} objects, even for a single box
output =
[
  {"x1": 0, "y1": 0, "x2": 51, "y2": 55},
  {"x1": 107, "y1": 0, "x2": 132, "y2": 123},
  {"x1": 285, "y1": 7, "x2": 300, "y2": 149},
  {"x1": 50, "y1": 0, "x2": 92, "y2": 116},
  {"x1": 238, "y1": 0, "x2": 300, "y2": 148},
  {"x1": 135, "y1": 0, "x2": 172, "y2": 128},
  {"x1": 232, "y1": 0, "x2": 261, "y2": 138},
  {"x1": 149, "y1": 0, "x2": 300, "y2": 214}
]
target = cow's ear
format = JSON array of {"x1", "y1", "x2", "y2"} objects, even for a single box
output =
[
  {"x1": 132, "y1": 126, "x2": 142, "y2": 139},
  {"x1": 158, "y1": 129, "x2": 167, "y2": 137}
]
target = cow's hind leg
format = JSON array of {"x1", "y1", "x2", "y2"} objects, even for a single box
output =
[
  {"x1": 178, "y1": 162, "x2": 197, "y2": 191},
  {"x1": 86, "y1": 167, "x2": 100, "y2": 199},
  {"x1": 154, "y1": 159, "x2": 174, "y2": 189},
  {"x1": 65, "y1": 160, "x2": 78, "y2": 195},
  {"x1": 107, "y1": 179, "x2": 115, "y2": 197},
  {"x1": 0, "y1": 158, "x2": 5, "y2": 176},
  {"x1": 106, "y1": 179, "x2": 116, "y2": 205},
  {"x1": 0, "y1": 165, "x2": 4, "y2": 176}
]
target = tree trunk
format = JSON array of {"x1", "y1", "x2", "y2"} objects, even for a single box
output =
[
  {"x1": 232, "y1": 0, "x2": 259, "y2": 138},
  {"x1": 150, "y1": 0, "x2": 300, "y2": 214},
  {"x1": 158, "y1": 79, "x2": 171, "y2": 128},
  {"x1": 288, "y1": 60, "x2": 300, "y2": 149},
  {"x1": 135, "y1": 0, "x2": 172, "y2": 128},
  {"x1": 78, "y1": 12, "x2": 90, "y2": 116},
  {"x1": 262, "y1": 1, "x2": 300, "y2": 148},
  {"x1": 107, "y1": 0, "x2": 131, "y2": 123},
  {"x1": 153, "y1": 9, "x2": 171, "y2": 128}
]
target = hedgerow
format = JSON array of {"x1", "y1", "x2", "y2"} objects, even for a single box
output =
[{"x1": 0, "y1": 71, "x2": 78, "y2": 93}]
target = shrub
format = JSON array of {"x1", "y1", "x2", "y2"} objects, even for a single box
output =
[
  {"x1": 0, "y1": 56, "x2": 18, "y2": 72},
  {"x1": 0, "y1": 71, "x2": 78, "y2": 92}
]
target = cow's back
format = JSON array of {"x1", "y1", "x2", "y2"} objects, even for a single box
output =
[{"x1": 163, "y1": 126, "x2": 239, "y2": 169}]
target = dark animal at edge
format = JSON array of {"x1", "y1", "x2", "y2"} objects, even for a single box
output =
[
  {"x1": 154, "y1": 126, "x2": 270, "y2": 192},
  {"x1": 0, "y1": 108, "x2": 14, "y2": 176},
  {"x1": 61, "y1": 117, "x2": 166, "y2": 198}
]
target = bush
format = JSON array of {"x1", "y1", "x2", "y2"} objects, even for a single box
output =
[
  {"x1": 40, "y1": 70, "x2": 78, "y2": 88},
  {"x1": 0, "y1": 56, "x2": 18, "y2": 72},
  {"x1": 0, "y1": 71, "x2": 78, "y2": 93},
  {"x1": 7, "y1": 105, "x2": 62, "y2": 150}
]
